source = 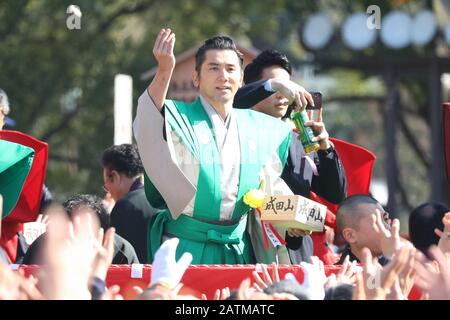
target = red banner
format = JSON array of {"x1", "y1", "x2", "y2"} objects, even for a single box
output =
[
  {"x1": 0, "y1": 130, "x2": 48, "y2": 262},
  {"x1": 17, "y1": 264, "x2": 421, "y2": 300}
]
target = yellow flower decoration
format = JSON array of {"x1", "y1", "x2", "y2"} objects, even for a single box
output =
[{"x1": 243, "y1": 189, "x2": 266, "y2": 209}]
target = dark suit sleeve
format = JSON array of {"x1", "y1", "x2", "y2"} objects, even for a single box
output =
[
  {"x1": 311, "y1": 149, "x2": 347, "y2": 204},
  {"x1": 233, "y1": 80, "x2": 274, "y2": 109},
  {"x1": 285, "y1": 232, "x2": 303, "y2": 250}
]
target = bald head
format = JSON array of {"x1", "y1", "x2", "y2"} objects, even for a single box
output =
[{"x1": 336, "y1": 194, "x2": 382, "y2": 232}]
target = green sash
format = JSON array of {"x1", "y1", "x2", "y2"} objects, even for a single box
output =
[
  {"x1": 144, "y1": 98, "x2": 292, "y2": 264},
  {"x1": 0, "y1": 140, "x2": 34, "y2": 218}
]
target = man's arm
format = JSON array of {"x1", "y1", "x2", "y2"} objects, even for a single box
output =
[
  {"x1": 234, "y1": 78, "x2": 314, "y2": 110},
  {"x1": 234, "y1": 80, "x2": 274, "y2": 109},
  {"x1": 307, "y1": 108, "x2": 347, "y2": 204},
  {"x1": 312, "y1": 149, "x2": 347, "y2": 204},
  {"x1": 147, "y1": 28, "x2": 176, "y2": 111}
]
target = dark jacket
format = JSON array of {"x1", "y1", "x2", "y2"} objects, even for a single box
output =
[
  {"x1": 110, "y1": 188, "x2": 158, "y2": 263},
  {"x1": 234, "y1": 81, "x2": 347, "y2": 251}
]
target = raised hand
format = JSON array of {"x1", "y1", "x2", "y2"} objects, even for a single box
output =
[
  {"x1": 326, "y1": 255, "x2": 358, "y2": 289},
  {"x1": 150, "y1": 237, "x2": 192, "y2": 289},
  {"x1": 372, "y1": 208, "x2": 402, "y2": 258},
  {"x1": 357, "y1": 246, "x2": 413, "y2": 300},
  {"x1": 41, "y1": 206, "x2": 99, "y2": 299},
  {"x1": 252, "y1": 263, "x2": 280, "y2": 292},
  {"x1": 90, "y1": 227, "x2": 116, "y2": 281},
  {"x1": 299, "y1": 256, "x2": 327, "y2": 300},
  {"x1": 153, "y1": 28, "x2": 176, "y2": 73},
  {"x1": 434, "y1": 212, "x2": 450, "y2": 256},
  {"x1": 414, "y1": 245, "x2": 450, "y2": 300},
  {"x1": 305, "y1": 108, "x2": 332, "y2": 150},
  {"x1": 148, "y1": 28, "x2": 177, "y2": 110},
  {"x1": 213, "y1": 286, "x2": 230, "y2": 300}
]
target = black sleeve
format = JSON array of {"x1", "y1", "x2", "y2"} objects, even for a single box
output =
[
  {"x1": 285, "y1": 232, "x2": 303, "y2": 250},
  {"x1": 112, "y1": 234, "x2": 140, "y2": 264},
  {"x1": 233, "y1": 80, "x2": 274, "y2": 109},
  {"x1": 311, "y1": 149, "x2": 347, "y2": 204},
  {"x1": 22, "y1": 233, "x2": 46, "y2": 265}
]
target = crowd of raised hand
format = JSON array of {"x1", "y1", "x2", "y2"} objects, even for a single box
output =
[{"x1": 1, "y1": 192, "x2": 449, "y2": 300}]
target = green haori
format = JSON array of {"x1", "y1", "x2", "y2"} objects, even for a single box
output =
[
  {"x1": 0, "y1": 140, "x2": 34, "y2": 218},
  {"x1": 144, "y1": 97, "x2": 292, "y2": 264}
]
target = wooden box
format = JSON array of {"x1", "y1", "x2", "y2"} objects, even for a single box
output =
[{"x1": 260, "y1": 194, "x2": 326, "y2": 231}]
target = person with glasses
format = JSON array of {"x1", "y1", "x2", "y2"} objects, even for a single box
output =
[{"x1": 101, "y1": 144, "x2": 158, "y2": 263}]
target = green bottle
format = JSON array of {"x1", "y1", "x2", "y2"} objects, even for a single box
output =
[{"x1": 290, "y1": 110, "x2": 320, "y2": 154}]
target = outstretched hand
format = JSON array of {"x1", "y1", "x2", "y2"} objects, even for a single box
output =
[
  {"x1": 153, "y1": 28, "x2": 176, "y2": 73},
  {"x1": 150, "y1": 237, "x2": 193, "y2": 289},
  {"x1": 304, "y1": 108, "x2": 332, "y2": 150},
  {"x1": 372, "y1": 209, "x2": 402, "y2": 258},
  {"x1": 435, "y1": 212, "x2": 450, "y2": 256}
]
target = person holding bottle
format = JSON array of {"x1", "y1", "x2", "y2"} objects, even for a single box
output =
[{"x1": 234, "y1": 50, "x2": 347, "y2": 264}]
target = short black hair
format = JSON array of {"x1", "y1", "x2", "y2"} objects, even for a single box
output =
[
  {"x1": 409, "y1": 201, "x2": 449, "y2": 255},
  {"x1": 195, "y1": 36, "x2": 243, "y2": 73},
  {"x1": 336, "y1": 194, "x2": 381, "y2": 233},
  {"x1": 243, "y1": 49, "x2": 293, "y2": 84},
  {"x1": 101, "y1": 144, "x2": 143, "y2": 178},
  {"x1": 324, "y1": 284, "x2": 354, "y2": 300},
  {"x1": 63, "y1": 194, "x2": 110, "y2": 230}
]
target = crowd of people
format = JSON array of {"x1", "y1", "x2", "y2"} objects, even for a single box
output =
[{"x1": 0, "y1": 28, "x2": 449, "y2": 301}]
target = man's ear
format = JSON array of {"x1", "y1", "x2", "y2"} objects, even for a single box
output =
[
  {"x1": 342, "y1": 227, "x2": 356, "y2": 244},
  {"x1": 111, "y1": 170, "x2": 120, "y2": 183},
  {"x1": 192, "y1": 70, "x2": 199, "y2": 88}
]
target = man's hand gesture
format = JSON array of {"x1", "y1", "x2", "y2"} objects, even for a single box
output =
[
  {"x1": 153, "y1": 28, "x2": 176, "y2": 73},
  {"x1": 372, "y1": 209, "x2": 402, "y2": 258}
]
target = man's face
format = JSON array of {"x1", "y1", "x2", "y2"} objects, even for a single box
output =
[
  {"x1": 251, "y1": 66, "x2": 291, "y2": 118},
  {"x1": 193, "y1": 49, "x2": 243, "y2": 105},
  {"x1": 347, "y1": 203, "x2": 391, "y2": 257}
]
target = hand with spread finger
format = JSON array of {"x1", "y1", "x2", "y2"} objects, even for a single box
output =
[
  {"x1": 153, "y1": 28, "x2": 176, "y2": 73},
  {"x1": 252, "y1": 263, "x2": 280, "y2": 292},
  {"x1": 148, "y1": 28, "x2": 177, "y2": 110},
  {"x1": 371, "y1": 208, "x2": 403, "y2": 258},
  {"x1": 434, "y1": 212, "x2": 450, "y2": 256},
  {"x1": 304, "y1": 108, "x2": 332, "y2": 150}
]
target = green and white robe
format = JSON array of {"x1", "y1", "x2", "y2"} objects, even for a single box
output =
[
  {"x1": 0, "y1": 140, "x2": 34, "y2": 218},
  {"x1": 134, "y1": 90, "x2": 293, "y2": 264}
]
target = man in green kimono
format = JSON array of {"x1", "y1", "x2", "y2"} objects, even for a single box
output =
[{"x1": 134, "y1": 28, "x2": 307, "y2": 264}]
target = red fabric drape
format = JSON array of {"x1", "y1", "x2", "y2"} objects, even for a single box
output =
[
  {"x1": 0, "y1": 130, "x2": 48, "y2": 262},
  {"x1": 18, "y1": 264, "x2": 421, "y2": 300}
]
